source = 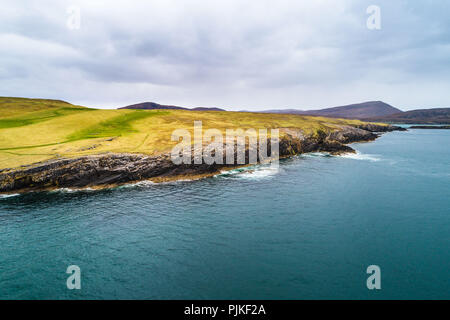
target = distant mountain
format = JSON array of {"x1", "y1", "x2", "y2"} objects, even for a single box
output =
[
  {"x1": 120, "y1": 100, "x2": 449, "y2": 124},
  {"x1": 191, "y1": 107, "x2": 225, "y2": 111},
  {"x1": 261, "y1": 101, "x2": 402, "y2": 119},
  {"x1": 119, "y1": 102, "x2": 225, "y2": 111},
  {"x1": 306, "y1": 101, "x2": 402, "y2": 118},
  {"x1": 260, "y1": 109, "x2": 306, "y2": 114},
  {"x1": 366, "y1": 108, "x2": 450, "y2": 124},
  {"x1": 119, "y1": 102, "x2": 186, "y2": 110}
]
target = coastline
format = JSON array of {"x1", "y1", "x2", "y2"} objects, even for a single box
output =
[
  {"x1": 0, "y1": 124, "x2": 405, "y2": 194},
  {"x1": 409, "y1": 125, "x2": 450, "y2": 129}
]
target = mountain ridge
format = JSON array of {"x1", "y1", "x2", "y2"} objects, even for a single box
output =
[
  {"x1": 260, "y1": 101, "x2": 402, "y2": 119},
  {"x1": 117, "y1": 99, "x2": 449, "y2": 123},
  {"x1": 119, "y1": 101, "x2": 225, "y2": 112}
]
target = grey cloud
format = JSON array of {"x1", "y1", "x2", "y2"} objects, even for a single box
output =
[{"x1": 0, "y1": 0, "x2": 449, "y2": 110}]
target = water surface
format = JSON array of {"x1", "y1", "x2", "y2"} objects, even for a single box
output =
[{"x1": 0, "y1": 129, "x2": 449, "y2": 299}]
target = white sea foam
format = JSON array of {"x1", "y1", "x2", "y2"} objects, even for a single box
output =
[
  {"x1": 121, "y1": 179, "x2": 197, "y2": 188},
  {"x1": 339, "y1": 152, "x2": 381, "y2": 162},
  {"x1": 121, "y1": 180, "x2": 158, "y2": 188},
  {"x1": 216, "y1": 164, "x2": 280, "y2": 180},
  {"x1": 0, "y1": 193, "x2": 20, "y2": 199},
  {"x1": 161, "y1": 179, "x2": 195, "y2": 184},
  {"x1": 301, "y1": 152, "x2": 332, "y2": 158},
  {"x1": 51, "y1": 187, "x2": 96, "y2": 193}
]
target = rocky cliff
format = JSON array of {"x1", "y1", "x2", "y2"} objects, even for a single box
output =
[{"x1": 0, "y1": 124, "x2": 404, "y2": 193}]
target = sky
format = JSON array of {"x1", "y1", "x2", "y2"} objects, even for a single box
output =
[{"x1": 1, "y1": 0, "x2": 449, "y2": 111}]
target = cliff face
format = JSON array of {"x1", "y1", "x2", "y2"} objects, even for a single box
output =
[{"x1": 0, "y1": 124, "x2": 404, "y2": 193}]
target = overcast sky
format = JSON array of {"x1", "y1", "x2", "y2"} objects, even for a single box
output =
[{"x1": 1, "y1": 0, "x2": 449, "y2": 110}]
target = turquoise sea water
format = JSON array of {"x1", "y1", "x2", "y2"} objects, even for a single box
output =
[{"x1": 0, "y1": 129, "x2": 449, "y2": 299}]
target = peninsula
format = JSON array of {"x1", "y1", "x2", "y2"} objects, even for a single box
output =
[{"x1": 0, "y1": 97, "x2": 404, "y2": 193}]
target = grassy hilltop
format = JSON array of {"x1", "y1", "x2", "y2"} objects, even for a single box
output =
[{"x1": 0, "y1": 97, "x2": 366, "y2": 170}]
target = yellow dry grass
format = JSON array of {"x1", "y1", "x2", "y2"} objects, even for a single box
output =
[{"x1": 0, "y1": 97, "x2": 370, "y2": 169}]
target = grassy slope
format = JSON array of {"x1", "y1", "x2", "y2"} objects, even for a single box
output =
[{"x1": 0, "y1": 97, "x2": 367, "y2": 170}]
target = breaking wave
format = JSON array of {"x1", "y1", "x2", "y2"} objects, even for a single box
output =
[
  {"x1": 215, "y1": 164, "x2": 280, "y2": 180},
  {"x1": 0, "y1": 193, "x2": 20, "y2": 199},
  {"x1": 339, "y1": 152, "x2": 381, "y2": 162}
]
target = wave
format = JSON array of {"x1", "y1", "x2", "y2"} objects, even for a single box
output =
[
  {"x1": 50, "y1": 187, "x2": 96, "y2": 194},
  {"x1": 119, "y1": 180, "x2": 158, "y2": 188},
  {"x1": 339, "y1": 151, "x2": 381, "y2": 162},
  {"x1": 301, "y1": 152, "x2": 333, "y2": 158},
  {"x1": 215, "y1": 164, "x2": 280, "y2": 180},
  {"x1": 120, "y1": 178, "x2": 200, "y2": 189},
  {"x1": 0, "y1": 193, "x2": 20, "y2": 199}
]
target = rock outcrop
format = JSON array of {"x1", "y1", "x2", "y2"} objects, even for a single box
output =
[{"x1": 0, "y1": 124, "x2": 404, "y2": 193}]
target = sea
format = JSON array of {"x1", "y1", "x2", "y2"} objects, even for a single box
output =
[{"x1": 0, "y1": 127, "x2": 449, "y2": 299}]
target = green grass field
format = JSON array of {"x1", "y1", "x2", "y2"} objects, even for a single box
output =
[{"x1": 0, "y1": 96, "x2": 368, "y2": 170}]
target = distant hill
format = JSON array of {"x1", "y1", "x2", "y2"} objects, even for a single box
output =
[
  {"x1": 261, "y1": 101, "x2": 402, "y2": 119},
  {"x1": 260, "y1": 109, "x2": 305, "y2": 114},
  {"x1": 120, "y1": 102, "x2": 225, "y2": 111},
  {"x1": 366, "y1": 108, "x2": 450, "y2": 124},
  {"x1": 191, "y1": 107, "x2": 225, "y2": 111},
  {"x1": 306, "y1": 101, "x2": 402, "y2": 118},
  {"x1": 120, "y1": 100, "x2": 449, "y2": 123},
  {"x1": 119, "y1": 102, "x2": 186, "y2": 110}
]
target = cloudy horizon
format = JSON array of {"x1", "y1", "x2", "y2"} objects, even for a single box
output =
[{"x1": 1, "y1": 0, "x2": 449, "y2": 110}]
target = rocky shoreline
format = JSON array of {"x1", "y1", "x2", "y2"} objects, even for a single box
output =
[
  {"x1": 0, "y1": 124, "x2": 405, "y2": 193},
  {"x1": 409, "y1": 125, "x2": 450, "y2": 129}
]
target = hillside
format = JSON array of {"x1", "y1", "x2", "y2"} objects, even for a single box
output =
[
  {"x1": 1, "y1": 97, "x2": 374, "y2": 170},
  {"x1": 366, "y1": 108, "x2": 450, "y2": 124},
  {"x1": 0, "y1": 97, "x2": 88, "y2": 123},
  {"x1": 261, "y1": 101, "x2": 402, "y2": 119}
]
